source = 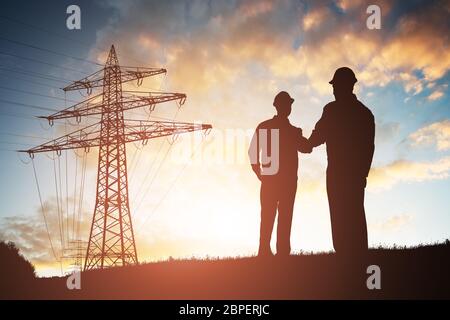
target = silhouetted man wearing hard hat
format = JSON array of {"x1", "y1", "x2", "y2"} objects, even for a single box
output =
[
  {"x1": 249, "y1": 91, "x2": 312, "y2": 258},
  {"x1": 309, "y1": 67, "x2": 375, "y2": 257}
]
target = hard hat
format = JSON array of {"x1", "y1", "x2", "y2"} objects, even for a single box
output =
[
  {"x1": 329, "y1": 67, "x2": 357, "y2": 85},
  {"x1": 273, "y1": 91, "x2": 294, "y2": 107}
]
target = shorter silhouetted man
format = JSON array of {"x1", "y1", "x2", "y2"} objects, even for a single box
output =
[
  {"x1": 309, "y1": 67, "x2": 375, "y2": 257},
  {"x1": 249, "y1": 91, "x2": 311, "y2": 258}
]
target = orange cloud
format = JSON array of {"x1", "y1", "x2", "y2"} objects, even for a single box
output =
[
  {"x1": 409, "y1": 120, "x2": 450, "y2": 151},
  {"x1": 302, "y1": 7, "x2": 329, "y2": 31},
  {"x1": 428, "y1": 90, "x2": 445, "y2": 101},
  {"x1": 336, "y1": 0, "x2": 364, "y2": 11},
  {"x1": 368, "y1": 156, "x2": 450, "y2": 191},
  {"x1": 92, "y1": 0, "x2": 449, "y2": 100},
  {"x1": 369, "y1": 214, "x2": 413, "y2": 232},
  {"x1": 238, "y1": 0, "x2": 273, "y2": 19}
]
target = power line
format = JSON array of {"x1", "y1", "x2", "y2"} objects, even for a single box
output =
[
  {"x1": 0, "y1": 51, "x2": 91, "y2": 75},
  {"x1": 0, "y1": 147, "x2": 20, "y2": 152},
  {"x1": 137, "y1": 140, "x2": 204, "y2": 234},
  {"x1": 0, "y1": 110, "x2": 84, "y2": 126},
  {"x1": 0, "y1": 35, "x2": 102, "y2": 67},
  {"x1": 0, "y1": 132, "x2": 50, "y2": 140},
  {"x1": 129, "y1": 108, "x2": 181, "y2": 201},
  {"x1": 0, "y1": 73, "x2": 62, "y2": 89},
  {"x1": 128, "y1": 74, "x2": 169, "y2": 182},
  {"x1": 0, "y1": 110, "x2": 40, "y2": 121},
  {"x1": 0, "y1": 66, "x2": 74, "y2": 83},
  {"x1": 76, "y1": 153, "x2": 88, "y2": 242},
  {"x1": 0, "y1": 98, "x2": 60, "y2": 112},
  {"x1": 133, "y1": 142, "x2": 174, "y2": 216},
  {"x1": 71, "y1": 149, "x2": 79, "y2": 241},
  {"x1": 52, "y1": 151, "x2": 64, "y2": 257},
  {"x1": 0, "y1": 140, "x2": 34, "y2": 147},
  {"x1": 0, "y1": 85, "x2": 80, "y2": 103},
  {"x1": 31, "y1": 158, "x2": 59, "y2": 262},
  {"x1": 0, "y1": 15, "x2": 147, "y2": 67},
  {"x1": 0, "y1": 102, "x2": 101, "y2": 128},
  {"x1": 0, "y1": 15, "x2": 82, "y2": 44}
]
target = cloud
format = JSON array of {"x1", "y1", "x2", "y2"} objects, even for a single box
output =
[
  {"x1": 93, "y1": 0, "x2": 450, "y2": 98},
  {"x1": 336, "y1": 0, "x2": 364, "y2": 11},
  {"x1": 300, "y1": 1, "x2": 450, "y2": 94},
  {"x1": 408, "y1": 120, "x2": 450, "y2": 151},
  {"x1": 302, "y1": 6, "x2": 330, "y2": 31},
  {"x1": 376, "y1": 121, "x2": 400, "y2": 144},
  {"x1": 428, "y1": 90, "x2": 445, "y2": 101},
  {"x1": 398, "y1": 72, "x2": 424, "y2": 95},
  {"x1": 0, "y1": 198, "x2": 92, "y2": 269},
  {"x1": 0, "y1": 214, "x2": 58, "y2": 266},
  {"x1": 370, "y1": 214, "x2": 413, "y2": 232},
  {"x1": 368, "y1": 156, "x2": 450, "y2": 191},
  {"x1": 238, "y1": 0, "x2": 274, "y2": 19}
]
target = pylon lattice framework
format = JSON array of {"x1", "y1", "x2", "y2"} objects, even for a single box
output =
[{"x1": 21, "y1": 45, "x2": 212, "y2": 271}]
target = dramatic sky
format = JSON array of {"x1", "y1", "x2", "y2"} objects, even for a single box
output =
[{"x1": 0, "y1": 0, "x2": 449, "y2": 277}]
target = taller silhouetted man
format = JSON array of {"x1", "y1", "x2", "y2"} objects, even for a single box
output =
[
  {"x1": 309, "y1": 67, "x2": 375, "y2": 257},
  {"x1": 249, "y1": 91, "x2": 311, "y2": 258}
]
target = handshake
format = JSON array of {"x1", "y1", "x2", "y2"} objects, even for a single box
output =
[{"x1": 295, "y1": 127, "x2": 313, "y2": 154}]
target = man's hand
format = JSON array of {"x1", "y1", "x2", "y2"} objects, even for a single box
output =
[
  {"x1": 295, "y1": 127, "x2": 313, "y2": 153},
  {"x1": 251, "y1": 164, "x2": 262, "y2": 181},
  {"x1": 298, "y1": 136, "x2": 313, "y2": 153},
  {"x1": 302, "y1": 141, "x2": 313, "y2": 154}
]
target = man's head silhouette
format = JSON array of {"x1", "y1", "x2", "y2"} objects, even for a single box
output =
[
  {"x1": 273, "y1": 91, "x2": 294, "y2": 118},
  {"x1": 329, "y1": 67, "x2": 357, "y2": 100}
]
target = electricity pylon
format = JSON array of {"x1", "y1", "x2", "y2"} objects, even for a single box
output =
[
  {"x1": 21, "y1": 45, "x2": 212, "y2": 271},
  {"x1": 62, "y1": 240, "x2": 87, "y2": 272}
]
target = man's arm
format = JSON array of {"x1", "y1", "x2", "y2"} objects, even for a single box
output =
[
  {"x1": 296, "y1": 128, "x2": 312, "y2": 153},
  {"x1": 248, "y1": 126, "x2": 262, "y2": 180},
  {"x1": 308, "y1": 106, "x2": 328, "y2": 148},
  {"x1": 363, "y1": 113, "x2": 375, "y2": 178}
]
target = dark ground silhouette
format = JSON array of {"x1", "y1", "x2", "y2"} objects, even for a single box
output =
[
  {"x1": 0, "y1": 241, "x2": 36, "y2": 299},
  {"x1": 2, "y1": 241, "x2": 450, "y2": 299}
]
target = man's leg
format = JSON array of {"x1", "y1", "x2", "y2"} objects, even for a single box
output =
[
  {"x1": 259, "y1": 181, "x2": 278, "y2": 256},
  {"x1": 349, "y1": 178, "x2": 368, "y2": 254},
  {"x1": 326, "y1": 173, "x2": 347, "y2": 255},
  {"x1": 343, "y1": 178, "x2": 369, "y2": 290},
  {"x1": 327, "y1": 174, "x2": 368, "y2": 256},
  {"x1": 276, "y1": 181, "x2": 297, "y2": 256}
]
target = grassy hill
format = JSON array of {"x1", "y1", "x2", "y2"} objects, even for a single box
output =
[{"x1": 6, "y1": 241, "x2": 448, "y2": 300}]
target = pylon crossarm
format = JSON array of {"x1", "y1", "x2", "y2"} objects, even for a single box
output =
[
  {"x1": 62, "y1": 67, "x2": 166, "y2": 93},
  {"x1": 40, "y1": 92, "x2": 186, "y2": 122},
  {"x1": 120, "y1": 67, "x2": 166, "y2": 86},
  {"x1": 19, "y1": 120, "x2": 212, "y2": 155},
  {"x1": 120, "y1": 92, "x2": 187, "y2": 113},
  {"x1": 123, "y1": 120, "x2": 212, "y2": 144},
  {"x1": 39, "y1": 93, "x2": 103, "y2": 123},
  {"x1": 18, "y1": 122, "x2": 102, "y2": 155},
  {"x1": 63, "y1": 69, "x2": 105, "y2": 92}
]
